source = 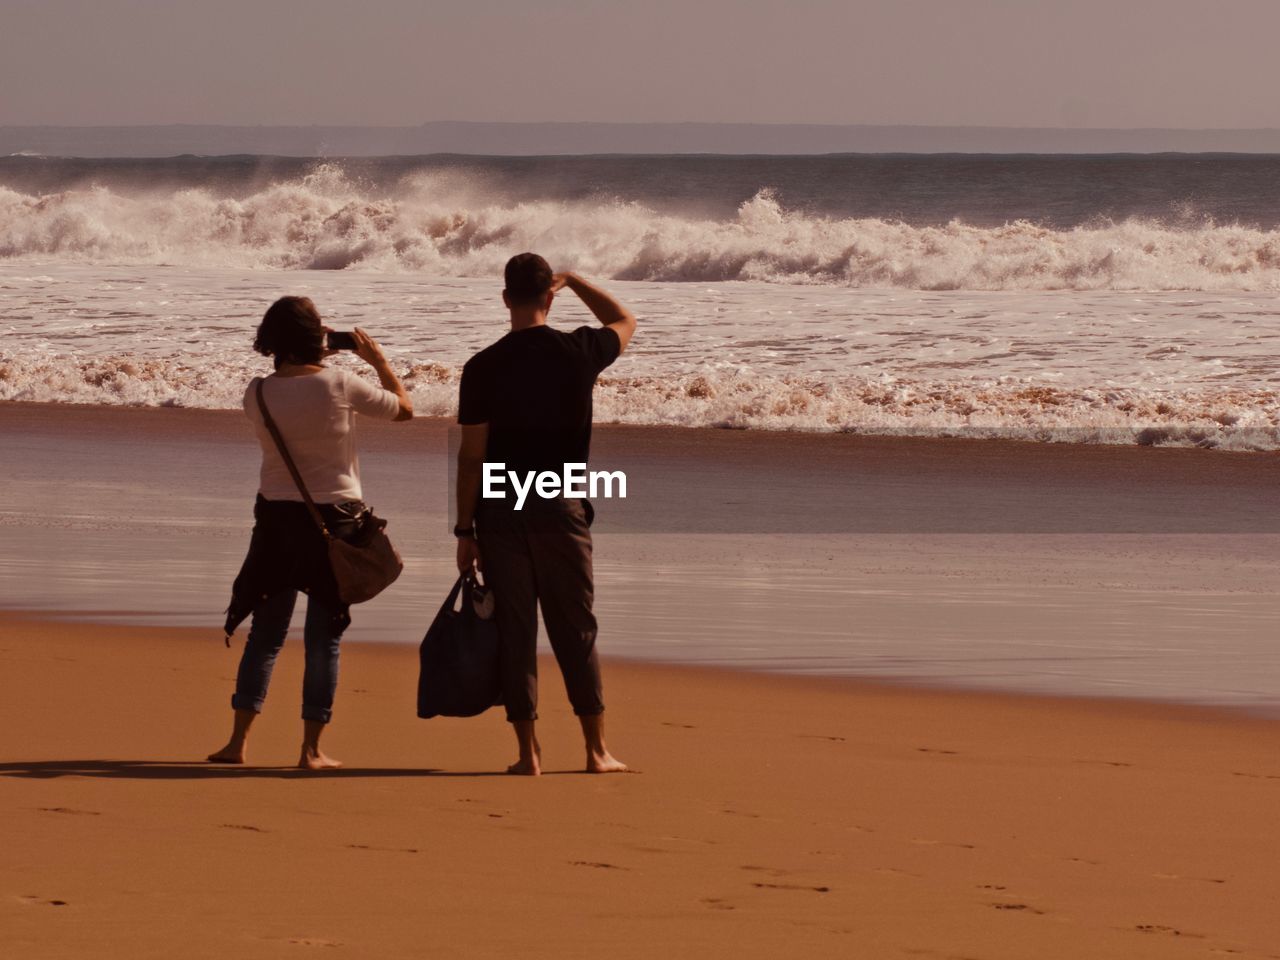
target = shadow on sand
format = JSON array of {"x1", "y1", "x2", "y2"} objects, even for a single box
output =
[{"x1": 0, "y1": 759, "x2": 511, "y2": 780}]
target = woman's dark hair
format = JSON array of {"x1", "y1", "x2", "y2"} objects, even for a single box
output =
[{"x1": 254, "y1": 296, "x2": 325, "y2": 368}]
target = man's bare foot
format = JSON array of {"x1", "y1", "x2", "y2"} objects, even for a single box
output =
[
  {"x1": 586, "y1": 750, "x2": 629, "y2": 774},
  {"x1": 507, "y1": 742, "x2": 543, "y2": 776},
  {"x1": 206, "y1": 744, "x2": 245, "y2": 764},
  {"x1": 299, "y1": 747, "x2": 343, "y2": 771},
  {"x1": 578, "y1": 715, "x2": 627, "y2": 773},
  {"x1": 506, "y1": 733, "x2": 542, "y2": 776}
]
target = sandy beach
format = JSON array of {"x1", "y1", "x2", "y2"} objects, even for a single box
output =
[
  {"x1": 3, "y1": 612, "x2": 1279, "y2": 958},
  {"x1": 3, "y1": 402, "x2": 1279, "y2": 956}
]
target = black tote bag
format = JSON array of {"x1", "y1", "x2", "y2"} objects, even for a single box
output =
[{"x1": 417, "y1": 574, "x2": 503, "y2": 719}]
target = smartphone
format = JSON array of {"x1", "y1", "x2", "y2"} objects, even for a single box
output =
[{"x1": 327, "y1": 331, "x2": 358, "y2": 351}]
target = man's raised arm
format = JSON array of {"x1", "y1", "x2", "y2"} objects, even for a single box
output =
[{"x1": 552, "y1": 272, "x2": 637, "y2": 353}]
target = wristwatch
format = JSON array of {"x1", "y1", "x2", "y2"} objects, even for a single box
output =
[{"x1": 453, "y1": 523, "x2": 476, "y2": 539}]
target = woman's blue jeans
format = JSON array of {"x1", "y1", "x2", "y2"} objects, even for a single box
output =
[{"x1": 231, "y1": 589, "x2": 349, "y2": 723}]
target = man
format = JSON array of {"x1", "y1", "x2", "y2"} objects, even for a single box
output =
[{"x1": 454, "y1": 252, "x2": 636, "y2": 776}]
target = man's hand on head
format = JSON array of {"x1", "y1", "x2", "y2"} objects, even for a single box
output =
[{"x1": 550, "y1": 272, "x2": 574, "y2": 293}]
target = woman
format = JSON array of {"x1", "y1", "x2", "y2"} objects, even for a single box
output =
[{"x1": 209, "y1": 296, "x2": 413, "y2": 770}]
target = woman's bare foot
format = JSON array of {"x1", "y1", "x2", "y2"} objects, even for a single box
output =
[
  {"x1": 208, "y1": 709, "x2": 257, "y2": 764},
  {"x1": 586, "y1": 749, "x2": 629, "y2": 774},
  {"x1": 299, "y1": 746, "x2": 343, "y2": 771},
  {"x1": 206, "y1": 743, "x2": 246, "y2": 764}
]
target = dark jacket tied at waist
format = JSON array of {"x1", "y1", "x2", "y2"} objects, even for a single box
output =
[{"x1": 224, "y1": 495, "x2": 360, "y2": 637}]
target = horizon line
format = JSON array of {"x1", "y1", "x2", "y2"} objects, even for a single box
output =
[{"x1": 6, "y1": 120, "x2": 1280, "y2": 134}]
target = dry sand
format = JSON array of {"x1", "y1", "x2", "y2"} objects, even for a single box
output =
[{"x1": 3, "y1": 613, "x2": 1279, "y2": 959}]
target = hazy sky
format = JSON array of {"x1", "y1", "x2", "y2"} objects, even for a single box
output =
[{"x1": 3, "y1": 0, "x2": 1279, "y2": 128}]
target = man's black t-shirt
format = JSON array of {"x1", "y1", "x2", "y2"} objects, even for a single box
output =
[{"x1": 458, "y1": 324, "x2": 621, "y2": 476}]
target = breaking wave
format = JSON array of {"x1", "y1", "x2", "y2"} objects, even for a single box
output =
[
  {"x1": 6, "y1": 164, "x2": 1280, "y2": 290},
  {"x1": 2, "y1": 353, "x2": 1276, "y2": 449}
]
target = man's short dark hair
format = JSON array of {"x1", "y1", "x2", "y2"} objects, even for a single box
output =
[
  {"x1": 504, "y1": 252, "x2": 554, "y2": 307},
  {"x1": 254, "y1": 296, "x2": 325, "y2": 368}
]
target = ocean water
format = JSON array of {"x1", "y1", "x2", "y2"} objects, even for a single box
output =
[{"x1": 2, "y1": 154, "x2": 1278, "y2": 447}]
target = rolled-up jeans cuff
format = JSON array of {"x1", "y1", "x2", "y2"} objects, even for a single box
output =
[
  {"x1": 573, "y1": 706, "x2": 605, "y2": 718},
  {"x1": 301, "y1": 706, "x2": 332, "y2": 724},
  {"x1": 505, "y1": 711, "x2": 539, "y2": 724},
  {"x1": 231, "y1": 694, "x2": 264, "y2": 713}
]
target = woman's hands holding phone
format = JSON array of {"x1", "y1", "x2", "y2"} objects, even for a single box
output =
[
  {"x1": 353, "y1": 328, "x2": 413, "y2": 420},
  {"x1": 351, "y1": 328, "x2": 389, "y2": 369}
]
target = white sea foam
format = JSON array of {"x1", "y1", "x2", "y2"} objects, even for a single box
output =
[
  {"x1": 3, "y1": 231, "x2": 1278, "y2": 448},
  {"x1": 6, "y1": 165, "x2": 1280, "y2": 290},
  {"x1": 2, "y1": 349, "x2": 1276, "y2": 450}
]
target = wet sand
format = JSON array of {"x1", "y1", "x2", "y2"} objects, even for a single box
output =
[
  {"x1": 3, "y1": 399, "x2": 1278, "y2": 535},
  {"x1": 3, "y1": 613, "x2": 1279, "y2": 959},
  {"x1": 2, "y1": 401, "x2": 1278, "y2": 702}
]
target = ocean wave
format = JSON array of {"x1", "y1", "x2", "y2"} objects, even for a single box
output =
[
  {"x1": 3, "y1": 353, "x2": 1275, "y2": 449},
  {"x1": 5, "y1": 164, "x2": 1280, "y2": 290}
]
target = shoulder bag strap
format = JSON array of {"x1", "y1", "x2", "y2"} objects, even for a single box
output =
[{"x1": 255, "y1": 378, "x2": 332, "y2": 540}]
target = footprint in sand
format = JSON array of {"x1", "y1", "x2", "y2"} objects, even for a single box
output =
[
  {"x1": 346, "y1": 844, "x2": 419, "y2": 854},
  {"x1": 569, "y1": 860, "x2": 625, "y2": 870},
  {"x1": 799, "y1": 734, "x2": 846, "y2": 742},
  {"x1": 258, "y1": 935, "x2": 341, "y2": 948},
  {"x1": 37, "y1": 807, "x2": 101, "y2": 816},
  {"x1": 991, "y1": 902, "x2": 1044, "y2": 915},
  {"x1": 911, "y1": 838, "x2": 976, "y2": 850},
  {"x1": 1135, "y1": 923, "x2": 1205, "y2": 939},
  {"x1": 700, "y1": 898, "x2": 735, "y2": 910},
  {"x1": 1153, "y1": 872, "x2": 1225, "y2": 884},
  {"x1": 752, "y1": 882, "x2": 830, "y2": 893},
  {"x1": 18, "y1": 896, "x2": 68, "y2": 907},
  {"x1": 1074, "y1": 759, "x2": 1134, "y2": 768},
  {"x1": 917, "y1": 747, "x2": 958, "y2": 755},
  {"x1": 662, "y1": 722, "x2": 696, "y2": 729},
  {"x1": 221, "y1": 823, "x2": 268, "y2": 832}
]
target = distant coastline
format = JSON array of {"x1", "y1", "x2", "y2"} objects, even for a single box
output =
[{"x1": 6, "y1": 121, "x2": 1280, "y2": 157}]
